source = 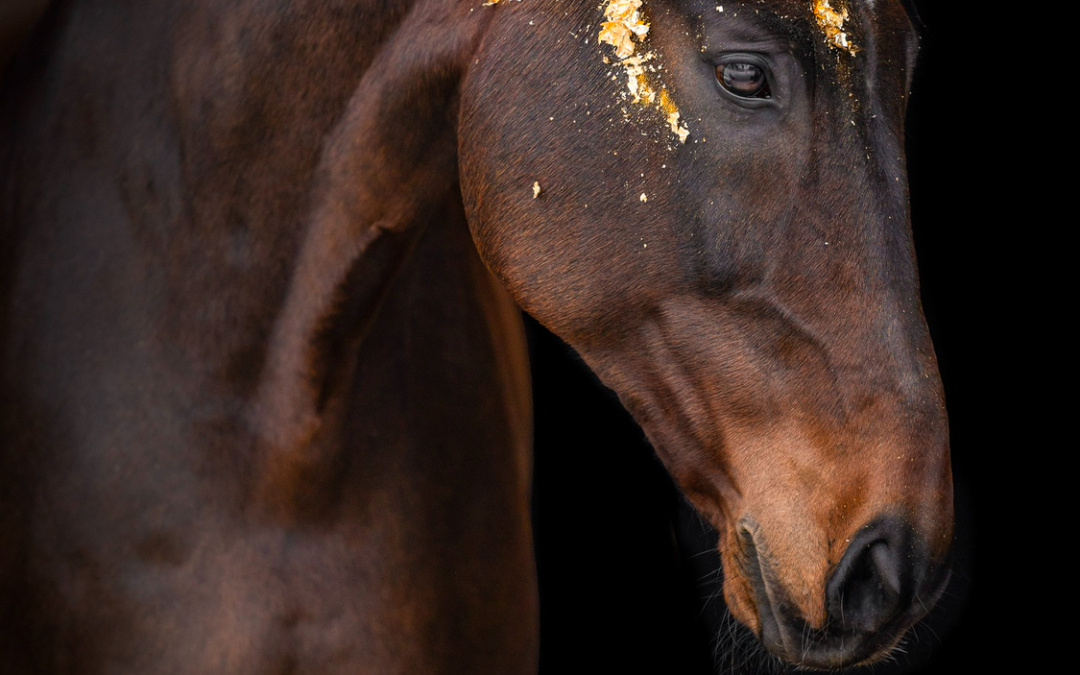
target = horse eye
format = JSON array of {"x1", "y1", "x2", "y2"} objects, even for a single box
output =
[{"x1": 716, "y1": 61, "x2": 771, "y2": 99}]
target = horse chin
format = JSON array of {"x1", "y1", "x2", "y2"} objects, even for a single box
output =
[{"x1": 722, "y1": 516, "x2": 953, "y2": 671}]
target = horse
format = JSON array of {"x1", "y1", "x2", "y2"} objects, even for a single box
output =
[{"x1": 0, "y1": 0, "x2": 954, "y2": 672}]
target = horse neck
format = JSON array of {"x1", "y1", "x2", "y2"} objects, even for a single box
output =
[{"x1": 1, "y1": 0, "x2": 502, "y2": 519}]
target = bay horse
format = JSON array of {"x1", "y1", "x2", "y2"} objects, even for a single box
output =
[{"x1": 0, "y1": 0, "x2": 954, "y2": 672}]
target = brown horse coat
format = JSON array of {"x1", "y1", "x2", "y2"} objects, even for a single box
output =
[{"x1": 2, "y1": 1, "x2": 953, "y2": 672}]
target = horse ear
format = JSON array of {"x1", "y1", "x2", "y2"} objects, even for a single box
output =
[{"x1": 246, "y1": 4, "x2": 489, "y2": 473}]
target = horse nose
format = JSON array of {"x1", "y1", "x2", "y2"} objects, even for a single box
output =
[
  {"x1": 826, "y1": 517, "x2": 920, "y2": 635},
  {"x1": 731, "y1": 513, "x2": 950, "y2": 668}
]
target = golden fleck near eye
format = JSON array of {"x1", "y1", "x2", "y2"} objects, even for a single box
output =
[{"x1": 715, "y1": 61, "x2": 771, "y2": 99}]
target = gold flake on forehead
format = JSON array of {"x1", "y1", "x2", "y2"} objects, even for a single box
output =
[
  {"x1": 598, "y1": 0, "x2": 651, "y2": 59},
  {"x1": 598, "y1": 0, "x2": 689, "y2": 143},
  {"x1": 813, "y1": 0, "x2": 858, "y2": 56},
  {"x1": 659, "y1": 89, "x2": 688, "y2": 144}
]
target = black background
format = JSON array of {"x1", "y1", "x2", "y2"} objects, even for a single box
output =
[{"x1": 531, "y1": 2, "x2": 1019, "y2": 673}]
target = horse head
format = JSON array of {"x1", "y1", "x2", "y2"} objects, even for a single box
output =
[{"x1": 460, "y1": 0, "x2": 952, "y2": 667}]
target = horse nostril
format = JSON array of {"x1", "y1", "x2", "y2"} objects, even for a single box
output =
[
  {"x1": 827, "y1": 520, "x2": 919, "y2": 635},
  {"x1": 837, "y1": 540, "x2": 900, "y2": 632},
  {"x1": 868, "y1": 539, "x2": 902, "y2": 597}
]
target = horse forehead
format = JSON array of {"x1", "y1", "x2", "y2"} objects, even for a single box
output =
[{"x1": 683, "y1": 0, "x2": 899, "y2": 32}]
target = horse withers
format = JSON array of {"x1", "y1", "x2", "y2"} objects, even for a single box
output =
[{"x1": 0, "y1": 0, "x2": 953, "y2": 672}]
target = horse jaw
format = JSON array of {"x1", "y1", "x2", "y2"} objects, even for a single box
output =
[{"x1": 577, "y1": 291, "x2": 955, "y2": 669}]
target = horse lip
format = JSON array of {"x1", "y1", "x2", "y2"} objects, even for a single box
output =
[
  {"x1": 798, "y1": 569, "x2": 953, "y2": 670},
  {"x1": 734, "y1": 524, "x2": 790, "y2": 659}
]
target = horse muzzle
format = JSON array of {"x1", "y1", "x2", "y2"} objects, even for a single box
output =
[{"x1": 735, "y1": 515, "x2": 952, "y2": 670}]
